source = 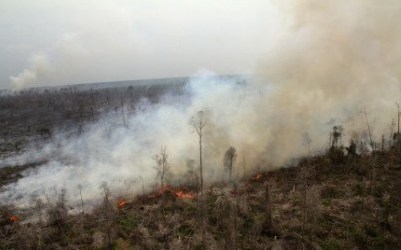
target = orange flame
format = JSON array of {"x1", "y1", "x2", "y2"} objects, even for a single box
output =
[
  {"x1": 118, "y1": 199, "x2": 126, "y2": 209},
  {"x1": 252, "y1": 174, "x2": 262, "y2": 181},
  {"x1": 10, "y1": 215, "x2": 19, "y2": 222},
  {"x1": 175, "y1": 191, "x2": 194, "y2": 199},
  {"x1": 154, "y1": 185, "x2": 195, "y2": 199}
]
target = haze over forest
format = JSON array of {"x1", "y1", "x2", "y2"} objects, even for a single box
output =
[
  {"x1": 1, "y1": 0, "x2": 400, "y2": 204},
  {"x1": 2, "y1": 1, "x2": 401, "y2": 249},
  {"x1": 0, "y1": 0, "x2": 282, "y2": 89}
]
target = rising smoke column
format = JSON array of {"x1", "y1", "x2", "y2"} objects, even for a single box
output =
[
  {"x1": 2, "y1": 0, "x2": 401, "y2": 207},
  {"x1": 254, "y1": 0, "x2": 401, "y2": 165}
]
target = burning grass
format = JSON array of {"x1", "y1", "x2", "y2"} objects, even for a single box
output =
[{"x1": 1, "y1": 150, "x2": 401, "y2": 249}]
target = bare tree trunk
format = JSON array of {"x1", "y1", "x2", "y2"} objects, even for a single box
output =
[
  {"x1": 190, "y1": 111, "x2": 206, "y2": 248},
  {"x1": 364, "y1": 110, "x2": 374, "y2": 150},
  {"x1": 397, "y1": 103, "x2": 400, "y2": 145},
  {"x1": 79, "y1": 185, "x2": 84, "y2": 214},
  {"x1": 155, "y1": 146, "x2": 168, "y2": 220},
  {"x1": 120, "y1": 97, "x2": 126, "y2": 127},
  {"x1": 199, "y1": 132, "x2": 203, "y2": 191},
  {"x1": 397, "y1": 103, "x2": 401, "y2": 165}
]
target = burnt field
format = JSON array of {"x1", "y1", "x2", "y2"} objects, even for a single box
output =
[
  {"x1": 1, "y1": 142, "x2": 401, "y2": 249},
  {"x1": 0, "y1": 77, "x2": 191, "y2": 191},
  {"x1": 0, "y1": 75, "x2": 245, "y2": 195},
  {"x1": 0, "y1": 77, "x2": 188, "y2": 158},
  {"x1": 1, "y1": 75, "x2": 401, "y2": 249}
]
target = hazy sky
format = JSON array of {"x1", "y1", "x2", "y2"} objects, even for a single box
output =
[{"x1": 0, "y1": 0, "x2": 283, "y2": 89}]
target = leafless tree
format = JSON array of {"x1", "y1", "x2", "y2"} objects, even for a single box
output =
[
  {"x1": 302, "y1": 131, "x2": 312, "y2": 155},
  {"x1": 331, "y1": 125, "x2": 343, "y2": 148},
  {"x1": 120, "y1": 95, "x2": 127, "y2": 127},
  {"x1": 189, "y1": 111, "x2": 207, "y2": 248},
  {"x1": 100, "y1": 181, "x2": 113, "y2": 248},
  {"x1": 224, "y1": 146, "x2": 237, "y2": 183},
  {"x1": 46, "y1": 188, "x2": 68, "y2": 233},
  {"x1": 397, "y1": 103, "x2": 400, "y2": 142},
  {"x1": 78, "y1": 184, "x2": 84, "y2": 214},
  {"x1": 189, "y1": 110, "x2": 206, "y2": 191},
  {"x1": 154, "y1": 146, "x2": 169, "y2": 189},
  {"x1": 35, "y1": 198, "x2": 43, "y2": 225},
  {"x1": 363, "y1": 110, "x2": 374, "y2": 150}
]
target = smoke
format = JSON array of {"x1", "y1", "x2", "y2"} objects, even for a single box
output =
[
  {"x1": 5, "y1": 0, "x2": 281, "y2": 89},
  {"x1": 10, "y1": 32, "x2": 126, "y2": 89},
  {"x1": 254, "y1": 0, "x2": 401, "y2": 164},
  {"x1": 2, "y1": 0, "x2": 401, "y2": 208},
  {"x1": 10, "y1": 54, "x2": 53, "y2": 89},
  {"x1": 2, "y1": 73, "x2": 264, "y2": 207}
]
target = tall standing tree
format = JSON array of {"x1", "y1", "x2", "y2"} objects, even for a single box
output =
[
  {"x1": 189, "y1": 110, "x2": 207, "y2": 247},
  {"x1": 223, "y1": 146, "x2": 237, "y2": 182},
  {"x1": 189, "y1": 110, "x2": 206, "y2": 191}
]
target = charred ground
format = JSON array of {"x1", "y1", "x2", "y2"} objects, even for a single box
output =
[
  {"x1": 0, "y1": 77, "x2": 401, "y2": 249},
  {"x1": 1, "y1": 148, "x2": 401, "y2": 249}
]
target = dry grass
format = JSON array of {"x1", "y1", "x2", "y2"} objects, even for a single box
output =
[{"x1": 1, "y1": 150, "x2": 401, "y2": 249}]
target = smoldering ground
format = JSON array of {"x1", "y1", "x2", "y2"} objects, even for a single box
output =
[
  {"x1": 1, "y1": 74, "x2": 266, "y2": 207},
  {"x1": 2, "y1": 0, "x2": 401, "y2": 209}
]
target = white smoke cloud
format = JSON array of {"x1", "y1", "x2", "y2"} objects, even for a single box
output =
[
  {"x1": 2, "y1": 73, "x2": 262, "y2": 207},
  {"x1": 10, "y1": 54, "x2": 53, "y2": 89},
  {"x1": 2, "y1": 0, "x2": 401, "y2": 210},
  {"x1": 253, "y1": 0, "x2": 401, "y2": 165},
  {"x1": 4, "y1": 0, "x2": 282, "y2": 89}
]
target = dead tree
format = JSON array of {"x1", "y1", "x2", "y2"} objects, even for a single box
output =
[
  {"x1": 154, "y1": 146, "x2": 169, "y2": 189},
  {"x1": 189, "y1": 110, "x2": 206, "y2": 191},
  {"x1": 389, "y1": 119, "x2": 396, "y2": 148},
  {"x1": 224, "y1": 146, "x2": 237, "y2": 183},
  {"x1": 78, "y1": 184, "x2": 84, "y2": 214},
  {"x1": 120, "y1": 95, "x2": 127, "y2": 127},
  {"x1": 346, "y1": 140, "x2": 357, "y2": 157},
  {"x1": 47, "y1": 189, "x2": 68, "y2": 233},
  {"x1": 189, "y1": 111, "x2": 207, "y2": 248},
  {"x1": 331, "y1": 125, "x2": 343, "y2": 149},
  {"x1": 397, "y1": 103, "x2": 400, "y2": 146},
  {"x1": 302, "y1": 132, "x2": 312, "y2": 155},
  {"x1": 363, "y1": 110, "x2": 374, "y2": 150},
  {"x1": 100, "y1": 182, "x2": 113, "y2": 249},
  {"x1": 35, "y1": 198, "x2": 43, "y2": 225}
]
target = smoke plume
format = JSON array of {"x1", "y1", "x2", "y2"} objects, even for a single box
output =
[
  {"x1": 254, "y1": 0, "x2": 401, "y2": 164},
  {"x1": 2, "y1": 0, "x2": 401, "y2": 208}
]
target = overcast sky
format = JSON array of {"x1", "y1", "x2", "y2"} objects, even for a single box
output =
[{"x1": 0, "y1": 0, "x2": 283, "y2": 89}]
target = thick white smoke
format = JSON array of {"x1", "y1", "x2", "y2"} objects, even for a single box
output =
[
  {"x1": 2, "y1": 0, "x2": 401, "y2": 208},
  {"x1": 253, "y1": 0, "x2": 401, "y2": 164},
  {"x1": 2, "y1": 73, "x2": 265, "y2": 207}
]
